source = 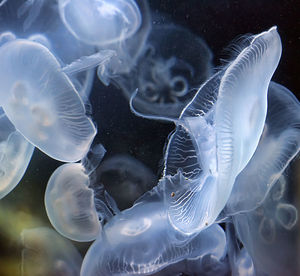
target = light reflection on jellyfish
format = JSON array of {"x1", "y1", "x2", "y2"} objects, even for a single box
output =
[
  {"x1": 45, "y1": 145, "x2": 119, "y2": 242},
  {"x1": 96, "y1": 154, "x2": 157, "y2": 210},
  {"x1": 21, "y1": 227, "x2": 82, "y2": 276},
  {"x1": 117, "y1": 23, "x2": 213, "y2": 119}
]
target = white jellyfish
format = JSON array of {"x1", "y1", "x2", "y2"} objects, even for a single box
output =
[
  {"x1": 0, "y1": 39, "x2": 97, "y2": 162},
  {"x1": 21, "y1": 227, "x2": 82, "y2": 276},
  {"x1": 0, "y1": 109, "x2": 34, "y2": 199},
  {"x1": 45, "y1": 144, "x2": 119, "y2": 242},
  {"x1": 162, "y1": 26, "x2": 282, "y2": 235},
  {"x1": 58, "y1": 0, "x2": 142, "y2": 46}
]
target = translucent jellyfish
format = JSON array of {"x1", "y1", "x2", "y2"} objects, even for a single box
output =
[
  {"x1": 121, "y1": 23, "x2": 213, "y2": 119},
  {"x1": 28, "y1": 33, "x2": 51, "y2": 49},
  {"x1": 96, "y1": 154, "x2": 157, "y2": 210},
  {"x1": 162, "y1": 27, "x2": 282, "y2": 235},
  {"x1": 0, "y1": 39, "x2": 96, "y2": 162},
  {"x1": 58, "y1": 0, "x2": 142, "y2": 46},
  {"x1": 80, "y1": 186, "x2": 227, "y2": 276},
  {"x1": 0, "y1": 109, "x2": 34, "y2": 199},
  {"x1": 232, "y1": 175, "x2": 298, "y2": 276},
  {"x1": 45, "y1": 145, "x2": 119, "y2": 242},
  {"x1": 0, "y1": 31, "x2": 16, "y2": 46},
  {"x1": 21, "y1": 227, "x2": 82, "y2": 276},
  {"x1": 224, "y1": 81, "x2": 300, "y2": 215}
]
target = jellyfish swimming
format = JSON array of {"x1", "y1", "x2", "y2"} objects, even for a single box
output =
[
  {"x1": 80, "y1": 184, "x2": 227, "y2": 276},
  {"x1": 58, "y1": 0, "x2": 142, "y2": 46},
  {"x1": 161, "y1": 26, "x2": 282, "y2": 235},
  {"x1": 96, "y1": 154, "x2": 157, "y2": 210},
  {"x1": 45, "y1": 144, "x2": 119, "y2": 242},
  {"x1": 119, "y1": 23, "x2": 213, "y2": 119},
  {"x1": 0, "y1": 39, "x2": 97, "y2": 162},
  {"x1": 0, "y1": 109, "x2": 34, "y2": 199},
  {"x1": 21, "y1": 227, "x2": 82, "y2": 276}
]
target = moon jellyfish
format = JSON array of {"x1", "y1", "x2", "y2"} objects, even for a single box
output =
[
  {"x1": 0, "y1": 39, "x2": 96, "y2": 162},
  {"x1": 80, "y1": 186, "x2": 227, "y2": 276},
  {"x1": 121, "y1": 24, "x2": 213, "y2": 119},
  {"x1": 224, "y1": 81, "x2": 300, "y2": 215},
  {"x1": 21, "y1": 227, "x2": 82, "y2": 276},
  {"x1": 0, "y1": 109, "x2": 34, "y2": 199},
  {"x1": 28, "y1": 33, "x2": 51, "y2": 49},
  {"x1": 0, "y1": 31, "x2": 16, "y2": 46},
  {"x1": 96, "y1": 154, "x2": 157, "y2": 210},
  {"x1": 45, "y1": 145, "x2": 119, "y2": 242},
  {"x1": 58, "y1": 0, "x2": 142, "y2": 46},
  {"x1": 232, "y1": 174, "x2": 298, "y2": 276},
  {"x1": 162, "y1": 26, "x2": 282, "y2": 235}
]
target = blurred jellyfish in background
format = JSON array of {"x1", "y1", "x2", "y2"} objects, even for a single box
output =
[
  {"x1": 0, "y1": 108, "x2": 34, "y2": 199},
  {"x1": 232, "y1": 173, "x2": 298, "y2": 276},
  {"x1": 0, "y1": 39, "x2": 97, "y2": 162},
  {"x1": 118, "y1": 23, "x2": 213, "y2": 119},
  {"x1": 21, "y1": 227, "x2": 82, "y2": 276},
  {"x1": 80, "y1": 184, "x2": 227, "y2": 276},
  {"x1": 45, "y1": 144, "x2": 119, "y2": 242},
  {"x1": 96, "y1": 154, "x2": 157, "y2": 210}
]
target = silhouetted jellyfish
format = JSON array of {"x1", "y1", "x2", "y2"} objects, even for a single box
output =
[
  {"x1": 58, "y1": 0, "x2": 142, "y2": 46},
  {"x1": 45, "y1": 145, "x2": 119, "y2": 242},
  {"x1": 96, "y1": 154, "x2": 157, "y2": 210},
  {"x1": 120, "y1": 23, "x2": 213, "y2": 119},
  {"x1": 80, "y1": 184, "x2": 227, "y2": 276},
  {"x1": 162, "y1": 27, "x2": 282, "y2": 235},
  {"x1": 0, "y1": 39, "x2": 96, "y2": 162},
  {"x1": 21, "y1": 227, "x2": 82, "y2": 276},
  {"x1": 0, "y1": 109, "x2": 34, "y2": 199},
  {"x1": 224, "y1": 81, "x2": 300, "y2": 215},
  {"x1": 232, "y1": 174, "x2": 298, "y2": 276}
]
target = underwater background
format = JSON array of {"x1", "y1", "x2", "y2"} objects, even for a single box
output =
[{"x1": 0, "y1": 0, "x2": 299, "y2": 275}]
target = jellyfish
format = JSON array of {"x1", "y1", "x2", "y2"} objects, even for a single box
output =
[
  {"x1": 223, "y1": 81, "x2": 300, "y2": 215},
  {"x1": 120, "y1": 23, "x2": 213, "y2": 119},
  {"x1": 0, "y1": 39, "x2": 97, "y2": 162},
  {"x1": 45, "y1": 144, "x2": 119, "y2": 242},
  {"x1": 96, "y1": 154, "x2": 157, "y2": 210},
  {"x1": 58, "y1": 0, "x2": 142, "y2": 46},
  {"x1": 0, "y1": 108, "x2": 34, "y2": 199},
  {"x1": 21, "y1": 227, "x2": 82, "y2": 276},
  {"x1": 232, "y1": 174, "x2": 298, "y2": 276},
  {"x1": 161, "y1": 26, "x2": 282, "y2": 235},
  {"x1": 80, "y1": 184, "x2": 227, "y2": 276}
]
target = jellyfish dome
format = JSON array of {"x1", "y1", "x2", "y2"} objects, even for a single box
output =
[
  {"x1": 0, "y1": 39, "x2": 96, "y2": 162},
  {"x1": 58, "y1": 0, "x2": 142, "y2": 46}
]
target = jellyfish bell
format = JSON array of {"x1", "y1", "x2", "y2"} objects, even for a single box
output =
[
  {"x1": 0, "y1": 109, "x2": 34, "y2": 199},
  {"x1": 0, "y1": 39, "x2": 96, "y2": 162},
  {"x1": 58, "y1": 0, "x2": 142, "y2": 46}
]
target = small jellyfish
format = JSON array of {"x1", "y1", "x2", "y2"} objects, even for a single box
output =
[
  {"x1": 96, "y1": 154, "x2": 157, "y2": 210},
  {"x1": 21, "y1": 227, "x2": 82, "y2": 276},
  {"x1": 0, "y1": 109, "x2": 34, "y2": 199},
  {"x1": 58, "y1": 0, "x2": 142, "y2": 46},
  {"x1": 0, "y1": 31, "x2": 16, "y2": 46},
  {"x1": 0, "y1": 39, "x2": 96, "y2": 162},
  {"x1": 224, "y1": 81, "x2": 300, "y2": 215},
  {"x1": 162, "y1": 27, "x2": 282, "y2": 235},
  {"x1": 28, "y1": 33, "x2": 51, "y2": 49},
  {"x1": 45, "y1": 145, "x2": 118, "y2": 242},
  {"x1": 232, "y1": 175, "x2": 298, "y2": 276},
  {"x1": 120, "y1": 23, "x2": 213, "y2": 119},
  {"x1": 80, "y1": 187, "x2": 227, "y2": 276}
]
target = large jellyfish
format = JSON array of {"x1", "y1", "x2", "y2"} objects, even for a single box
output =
[
  {"x1": 58, "y1": 0, "x2": 142, "y2": 46},
  {"x1": 223, "y1": 81, "x2": 300, "y2": 215},
  {"x1": 162, "y1": 26, "x2": 282, "y2": 235},
  {"x1": 0, "y1": 109, "x2": 34, "y2": 199},
  {"x1": 45, "y1": 144, "x2": 119, "y2": 242},
  {"x1": 0, "y1": 39, "x2": 97, "y2": 162},
  {"x1": 119, "y1": 23, "x2": 213, "y2": 119},
  {"x1": 80, "y1": 184, "x2": 227, "y2": 276},
  {"x1": 96, "y1": 154, "x2": 157, "y2": 210},
  {"x1": 232, "y1": 174, "x2": 298, "y2": 276},
  {"x1": 21, "y1": 227, "x2": 82, "y2": 276}
]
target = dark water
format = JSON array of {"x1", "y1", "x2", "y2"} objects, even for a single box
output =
[{"x1": 0, "y1": 0, "x2": 299, "y2": 275}]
